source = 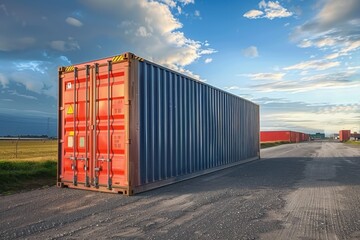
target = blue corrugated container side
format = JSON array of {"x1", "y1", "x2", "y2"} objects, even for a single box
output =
[{"x1": 131, "y1": 59, "x2": 259, "y2": 192}]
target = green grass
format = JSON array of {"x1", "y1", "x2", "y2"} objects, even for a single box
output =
[
  {"x1": 345, "y1": 140, "x2": 360, "y2": 145},
  {"x1": 261, "y1": 141, "x2": 290, "y2": 149},
  {"x1": 0, "y1": 140, "x2": 58, "y2": 195},
  {"x1": 0, "y1": 160, "x2": 57, "y2": 195}
]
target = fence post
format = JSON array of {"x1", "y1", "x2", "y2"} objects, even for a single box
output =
[{"x1": 15, "y1": 137, "x2": 19, "y2": 158}]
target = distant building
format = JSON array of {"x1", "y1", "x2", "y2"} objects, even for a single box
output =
[
  {"x1": 330, "y1": 133, "x2": 339, "y2": 139},
  {"x1": 310, "y1": 133, "x2": 325, "y2": 140},
  {"x1": 351, "y1": 132, "x2": 360, "y2": 141}
]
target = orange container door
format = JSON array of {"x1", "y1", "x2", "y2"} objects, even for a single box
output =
[
  {"x1": 61, "y1": 66, "x2": 91, "y2": 186},
  {"x1": 92, "y1": 61, "x2": 129, "y2": 189},
  {"x1": 59, "y1": 59, "x2": 129, "y2": 190}
]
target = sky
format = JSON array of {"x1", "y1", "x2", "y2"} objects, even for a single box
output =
[{"x1": 0, "y1": 0, "x2": 359, "y2": 136}]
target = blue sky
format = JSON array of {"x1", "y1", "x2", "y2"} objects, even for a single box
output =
[{"x1": 0, "y1": 0, "x2": 359, "y2": 136}]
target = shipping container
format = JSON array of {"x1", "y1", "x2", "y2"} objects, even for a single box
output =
[
  {"x1": 339, "y1": 130, "x2": 351, "y2": 142},
  {"x1": 260, "y1": 131, "x2": 309, "y2": 143},
  {"x1": 261, "y1": 131, "x2": 291, "y2": 143},
  {"x1": 57, "y1": 52, "x2": 260, "y2": 195}
]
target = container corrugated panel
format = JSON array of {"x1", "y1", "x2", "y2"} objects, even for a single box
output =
[{"x1": 58, "y1": 52, "x2": 260, "y2": 195}]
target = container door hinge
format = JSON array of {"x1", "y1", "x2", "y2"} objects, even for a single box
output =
[
  {"x1": 85, "y1": 176, "x2": 90, "y2": 187},
  {"x1": 94, "y1": 177, "x2": 99, "y2": 188},
  {"x1": 73, "y1": 175, "x2": 78, "y2": 186},
  {"x1": 107, "y1": 178, "x2": 112, "y2": 190}
]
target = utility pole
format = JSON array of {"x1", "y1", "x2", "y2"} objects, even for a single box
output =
[{"x1": 47, "y1": 117, "x2": 50, "y2": 138}]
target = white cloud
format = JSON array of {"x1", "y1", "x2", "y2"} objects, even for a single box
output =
[
  {"x1": 135, "y1": 26, "x2": 151, "y2": 37},
  {"x1": 284, "y1": 60, "x2": 340, "y2": 71},
  {"x1": 249, "y1": 71, "x2": 360, "y2": 93},
  {"x1": 14, "y1": 61, "x2": 47, "y2": 74},
  {"x1": 0, "y1": 73, "x2": 9, "y2": 88},
  {"x1": 0, "y1": 56, "x2": 71, "y2": 97},
  {"x1": 243, "y1": 10, "x2": 264, "y2": 19},
  {"x1": 204, "y1": 58, "x2": 212, "y2": 64},
  {"x1": 242, "y1": 46, "x2": 259, "y2": 58},
  {"x1": 263, "y1": 1, "x2": 293, "y2": 19},
  {"x1": 325, "y1": 52, "x2": 340, "y2": 60},
  {"x1": 160, "y1": 0, "x2": 176, "y2": 8},
  {"x1": 323, "y1": 40, "x2": 360, "y2": 60},
  {"x1": 342, "y1": 40, "x2": 360, "y2": 53},
  {"x1": 8, "y1": 90, "x2": 37, "y2": 100},
  {"x1": 244, "y1": 1, "x2": 293, "y2": 20},
  {"x1": 0, "y1": 4, "x2": 9, "y2": 16},
  {"x1": 199, "y1": 49, "x2": 216, "y2": 55},
  {"x1": 298, "y1": 39, "x2": 312, "y2": 48},
  {"x1": 292, "y1": 0, "x2": 360, "y2": 62},
  {"x1": 244, "y1": 72, "x2": 285, "y2": 80},
  {"x1": 194, "y1": 10, "x2": 200, "y2": 17},
  {"x1": 50, "y1": 39, "x2": 80, "y2": 51},
  {"x1": 297, "y1": 37, "x2": 339, "y2": 49},
  {"x1": 65, "y1": 17, "x2": 83, "y2": 27},
  {"x1": 347, "y1": 66, "x2": 360, "y2": 70},
  {"x1": 317, "y1": 104, "x2": 360, "y2": 114},
  {"x1": 83, "y1": 0, "x2": 214, "y2": 72},
  {"x1": 316, "y1": 37, "x2": 336, "y2": 47},
  {"x1": 0, "y1": 37, "x2": 36, "y2": 51},
  {"x1": 224, "y1": 86, "x2": 241, "y2": 91},
  {"x1": 178, "y1": 0, "x2": 194, "y2": 5},
  {"x1": 257, "y1": 97, "x2": 360, "y2": 134}
]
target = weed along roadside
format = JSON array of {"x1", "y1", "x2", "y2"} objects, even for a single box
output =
[{"x1": 0, "y1": 140, "x2": 57, "y2": 195}]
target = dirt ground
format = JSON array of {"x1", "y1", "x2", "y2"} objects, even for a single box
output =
[{"x1": 1, "y1": 141, "x2": 360, "y2": 239}]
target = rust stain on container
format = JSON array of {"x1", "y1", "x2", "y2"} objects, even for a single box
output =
[{"x1": 58, "y1": 52, "x2": 260, "y2": 195}]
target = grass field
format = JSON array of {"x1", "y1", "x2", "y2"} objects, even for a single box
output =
[
  {"x1": 0, "y1": 140, "x2": 57, "y2": 161},
  {"x1": 345, "y1": 140, "x2": 360, "y2": 145},
  {"x1": 261, "y1": 141, "x2": 290, "y2": 149},
  {"x1": 0, "y1": 140, "x2": 57, "y2": 195}
]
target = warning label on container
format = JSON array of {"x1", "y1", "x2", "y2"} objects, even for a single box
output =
[
  {"x1": 68, "y1": 136, "x2": 73, "y2": 147},
  {"x1": 67, "y1": 105, "x2": 74, "y2": 114}
]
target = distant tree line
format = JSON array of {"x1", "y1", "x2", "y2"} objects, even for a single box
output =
[{"x1": 1, "y1": 135, "x2": 57, "y2": 139}]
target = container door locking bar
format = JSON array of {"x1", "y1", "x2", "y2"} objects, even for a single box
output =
[
  {"x1": 84, "y1": 65, "x2": 90, "y2": 187},
  {"x1": 107, "y1": 60, "x2": 112, "y2": 190},
  {"x1": 72, "y1": 67, "x2": 78, "y2": 186},
  {"x1": 93, "y1": 63, "x2": 99, "y2": 188}
]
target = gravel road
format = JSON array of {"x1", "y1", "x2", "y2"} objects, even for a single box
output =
[{"x1": 1, "y1": 141, "x2": 360, "y2": 239}]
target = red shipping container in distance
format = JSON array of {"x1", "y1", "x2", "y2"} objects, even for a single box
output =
[
  {"x1": 260, "y1": 131, "x2": 309, "y2": 143},
  {"x1": 339, "y1": 130, "x2": 351, "y2": 142}
]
